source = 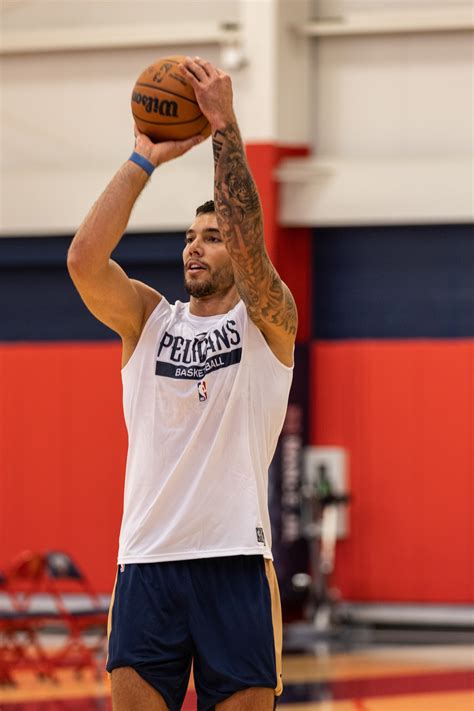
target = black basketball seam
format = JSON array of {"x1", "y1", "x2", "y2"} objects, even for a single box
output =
[
  {"x1": 132, "y1": 112, "x2": 208, "y2": 127},
  {"x1": 134, "y1": 83, "x2": 199, "y2": 106},
  {"x1": 144, "y1": 59, "x2": 182, "y2": 72}
]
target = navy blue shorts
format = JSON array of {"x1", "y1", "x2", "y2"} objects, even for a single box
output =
[{"x1": 106, "y1": 555, "x2": 283, "y2": 711}]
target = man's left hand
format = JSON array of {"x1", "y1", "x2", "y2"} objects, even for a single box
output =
[{"x1": 179, "y1": 57, "x2": 235, "y2": 130}]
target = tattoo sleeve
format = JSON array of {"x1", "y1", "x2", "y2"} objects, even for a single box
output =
[{"x1": 213, "y1": 122, "x2": 297, "y2": 337}]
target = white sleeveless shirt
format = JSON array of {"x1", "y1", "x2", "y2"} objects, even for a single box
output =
[{"x1": 117, "y1": 298, "x2": 293, "y2": 564}]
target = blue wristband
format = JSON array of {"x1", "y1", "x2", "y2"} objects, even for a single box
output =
[{"x1": 129, "y1": 151, "x2": 155, "y2": 177}]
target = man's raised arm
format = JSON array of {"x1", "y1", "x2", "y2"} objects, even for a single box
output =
[
  {"x1": 180, "y1": 57, "x2": 297, "y2": 366},
  {"x1": 67, "y1": 131, "x2": 203, "y2": 341}
]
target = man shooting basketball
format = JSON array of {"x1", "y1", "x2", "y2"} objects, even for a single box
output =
[{"x1": 68, "y1": 56, "x2": 297, "y2": 711}]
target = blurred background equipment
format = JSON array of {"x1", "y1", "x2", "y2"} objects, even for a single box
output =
[
  {"x1": 0, "y1": 550, "x2": 108, "y2": 685},
  {"x1": 295, "y1": 447, "x2": 350, "y2": 631}
]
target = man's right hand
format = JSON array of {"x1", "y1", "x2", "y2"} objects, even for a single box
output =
[{"x1": 133, "y1": 123, "x2": 205, "y2": 167}]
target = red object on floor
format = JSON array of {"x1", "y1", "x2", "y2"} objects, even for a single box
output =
[{"x1": 0, "y1": 550, "x2": 108, "y2": 684}]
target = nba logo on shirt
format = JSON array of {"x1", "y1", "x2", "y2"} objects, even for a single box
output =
[{"x1": 197, "y1": 380, "x2": 208, "y2": 402}]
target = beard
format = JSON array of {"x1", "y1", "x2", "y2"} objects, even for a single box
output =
[
  {"x1": 184, "y1": 275, "x2": 216, "y2": 298},
  {"x1": 184, "y1": 264, "x2": 234, "y2": 298}
]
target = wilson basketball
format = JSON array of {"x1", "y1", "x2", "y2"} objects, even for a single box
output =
[{"x1": 131, "y1": 55, "x2": 211, "y2": 142}]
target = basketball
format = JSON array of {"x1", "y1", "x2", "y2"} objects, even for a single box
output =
[{"x1": 131, "y1": 55, "x2": 211, "y2": 142}]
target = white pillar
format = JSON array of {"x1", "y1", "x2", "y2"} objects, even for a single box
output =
[{"x1": 237, "y1": 0, "x2": 312, "y2": 145}]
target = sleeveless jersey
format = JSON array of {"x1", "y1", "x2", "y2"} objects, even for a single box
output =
[{"x1": 117, "y1": 298, "x2": 293, "y2": 564}]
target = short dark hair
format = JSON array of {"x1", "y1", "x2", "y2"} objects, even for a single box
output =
[{"x1": 195, "y1": 200, "x2": 215, "y2": 216}]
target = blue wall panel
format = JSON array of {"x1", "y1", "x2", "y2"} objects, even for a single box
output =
[
  {"x1": 312, "y1": 224, "x2": 474, "y2": 339},
  {"x1": 0, "y1": 233, "x2": 187, "y2": 341}
]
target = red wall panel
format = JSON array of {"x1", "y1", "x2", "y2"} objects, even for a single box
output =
[
  {"x1": 1, "y1": 335, "x2": 472, "y2": 602},
  {"x1": 310, "y1": 340, "x2": 474, "y2": 602},
  {"x1": 0, "y1": 342, "x2": 127, "y2": 592}
]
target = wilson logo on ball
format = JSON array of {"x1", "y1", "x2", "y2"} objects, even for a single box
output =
[{"x1": 132, "y1": 91, "x2": 178, "y2": 118}]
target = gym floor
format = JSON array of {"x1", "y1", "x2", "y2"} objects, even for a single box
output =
[{"x1": 1, "y1": 645, "x2": 473, "y2": 710}]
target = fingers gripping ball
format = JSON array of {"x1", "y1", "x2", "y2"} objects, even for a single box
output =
[{"x1": 131, "y1": 56, "x2": 211, "y2": 142}]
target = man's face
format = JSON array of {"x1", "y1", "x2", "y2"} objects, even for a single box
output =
[{"x1": 183, "y1": 212, "x2": 234, "y2": 298}]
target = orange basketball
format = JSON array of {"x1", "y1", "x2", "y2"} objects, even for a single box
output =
[{"x1": 131, "y1": 55, "x2": 211, "y2": 142}]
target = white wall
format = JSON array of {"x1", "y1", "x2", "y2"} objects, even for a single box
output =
[
  {"x1": 0, "y1": 0, "x2": 472, "y2": 234},
  {"x1": 311, "y1": 33, "x2": 472, "y2": 160},
  {"x1": 279, "y1": 0, "x2": 473, "y2": 225},
  {"x1": 1, "y1": 45, "x2": 221, "y2": 235},
  {"x1": 315, "y1": 0, "x2": 471, "y2": 15},
  {"x1": 1, "y1": 0, "x2": 240, "y2": 31},
  {"x1": 0, "y1": 0, "x2": 240, "y2": 235}
]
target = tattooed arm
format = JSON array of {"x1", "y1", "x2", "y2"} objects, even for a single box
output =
[
  {"x1": 212, "y1": 122, "x2": 297, "y2": 361},
  {"x1": 180, "y1": 57, "x2": 297, "y2": 366}
]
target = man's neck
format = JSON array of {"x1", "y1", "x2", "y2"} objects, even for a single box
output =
[{"x1": 189, "y1": 287, "x2": 240, "y2": 317}]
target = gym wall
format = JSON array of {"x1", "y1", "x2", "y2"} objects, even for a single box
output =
[
  {"x1": 1, "y1": 0, "x2": 473, "y2": 602},
  {"x1": 310, "y1": 224, "x2": 474, "y2": 602}
]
